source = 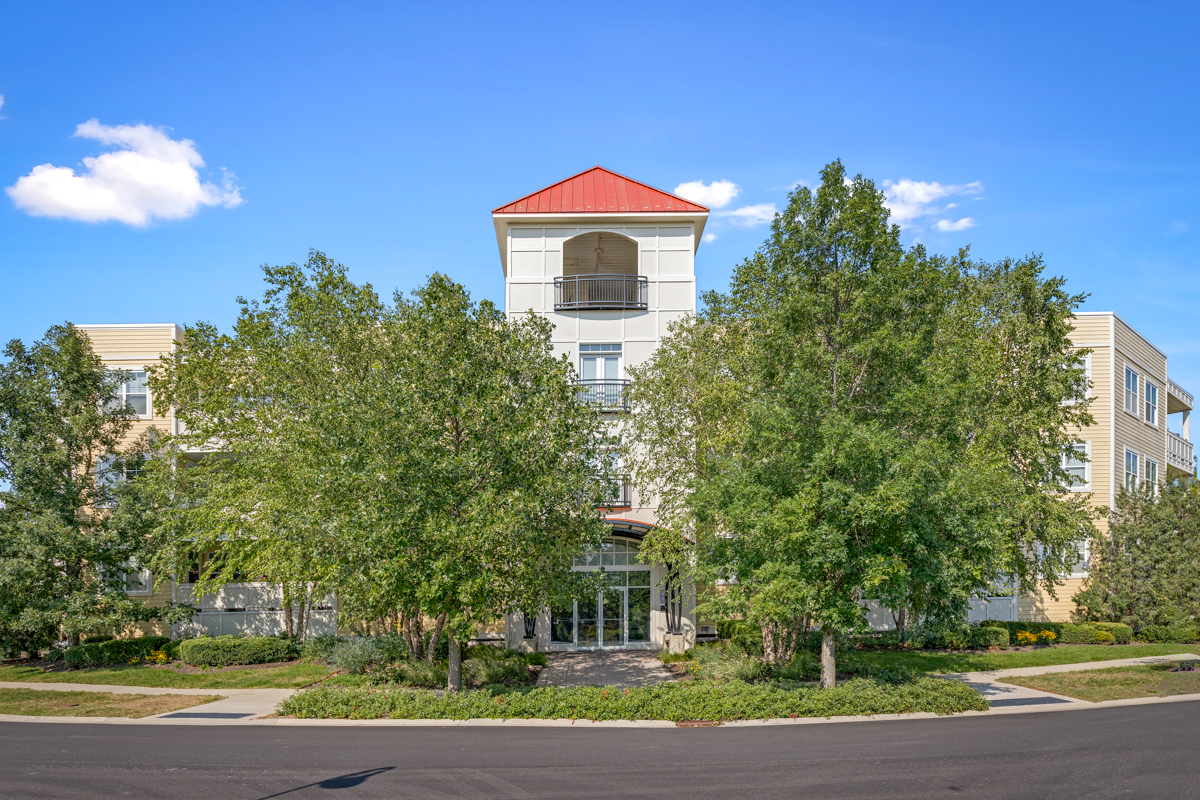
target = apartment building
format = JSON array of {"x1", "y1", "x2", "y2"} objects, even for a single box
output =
[
  {"x1": 1014, "y1": 312, "x2": 1195, "y2": 621},
  {"x1": 492, "y1": 166, "x2": 709, "y2": 651},
  {"x1": 82, "y1": 174, "x2": 1187, "y2": 640}
]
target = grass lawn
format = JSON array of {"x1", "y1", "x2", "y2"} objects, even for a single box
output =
[
  {"x1": 1000, "y1": 664, "x2": 1200, "y2": 702},
  {"x1": 851, "y1": 644, "x2": 1200, "y2": 674},
  {"x1": 0, "y1": 662, "x2": 331, "y2": 689},
  {"x1": 0, "y1": 687, "x2": 225, "y2": 718}
]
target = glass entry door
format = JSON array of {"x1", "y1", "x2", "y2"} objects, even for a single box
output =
[{"x1": 602, "y1": 588, "x2": 624, "y2": 648}]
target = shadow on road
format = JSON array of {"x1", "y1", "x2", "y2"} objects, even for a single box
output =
[{"x1": 256, "y1": 767, "x2": 395, "y2": 797}]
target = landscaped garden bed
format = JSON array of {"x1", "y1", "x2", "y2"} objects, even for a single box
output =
[{"x1": 277, "y1": 676, "x2": 987, "y2": 722}]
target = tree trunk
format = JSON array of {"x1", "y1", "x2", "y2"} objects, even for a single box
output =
[
  {"x1": 67, "y1": 631, "x2": 80, "y2": 648},
  {"x1": 895, "y1": 607, "x2": 907, "y2": 642},
  {"x1": 426, "y1": 611, "x2": 448, "y2": 664},
  {"x1": 762, "y1": 622, "x2": 777, "y2": 664},
  {"x1": 820, "y1": 628, "x2": 836, "y2": 688},
  {"x1": 447, "y1": 637, "x2": 462, "y2": 693}
]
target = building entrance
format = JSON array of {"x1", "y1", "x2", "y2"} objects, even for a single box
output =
[{"x1": 550, "y1": 538, "x2": 652, "y2": 649}]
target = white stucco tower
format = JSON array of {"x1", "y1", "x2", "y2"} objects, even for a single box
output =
[{"x1": 493, "y1": 166, "x2": 709, "y2": 651}]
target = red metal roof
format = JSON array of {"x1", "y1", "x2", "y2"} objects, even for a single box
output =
[{"x1": 493, "y1": 166, "x2": 709, "y2": 215}]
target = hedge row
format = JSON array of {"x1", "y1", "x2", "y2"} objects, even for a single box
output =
[
  {"x1": 1136, "y1": 622, "x2": 1199, "y2": 644},
  {"x1": 64, "y1": 636, "x2": 170, "y2": 668},
  {"x1": 279, "y1": 677, "x2": 988, "y2": 721},
  {"x1": 179, "y1": 636, "x2": 299, "y2": 667},
  {"x1": 979, "y1": 621, "x2": 1130, "y2": 645}
]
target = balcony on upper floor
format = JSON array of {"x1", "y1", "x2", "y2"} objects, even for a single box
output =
[
  {"x1": 578, "y1": 379, "x2": 630, "y2": 412},
  {"x1": 1167, "y1": 429, "x2": 1195, "y2": 476},
  {"x1": 1168, "y1": 379, "x2": 1193, "y2": 414},
  {"x1": 554, "y1": 275, "x2": 648, "y2": 311}
]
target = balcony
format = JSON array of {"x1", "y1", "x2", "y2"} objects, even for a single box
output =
[
  {"x1": 554, "y1": 275, "x2": 648, "y2": 311},
  {"x1": 578, "y1": 379, "x2": 630, "y2": 412},
  {"x1": 1167, "y1": 430, "x2": 1195, "y2": 475},
  {"x1": 598, "y1": 478, "x2": 633, "y2": 510},
  {"x1": 1168, "y1": 379, "x2": 1193, "y2": 413}
]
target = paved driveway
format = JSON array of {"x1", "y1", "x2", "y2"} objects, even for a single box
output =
[{"x1": 536, "y1": 650, "x2": 676, "y2": 688}]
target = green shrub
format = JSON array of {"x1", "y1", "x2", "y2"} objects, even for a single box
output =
[
  {"x1": 81, "y1": 634, "x2": 114, "y2": 644},
  {"x1": 717, "y1": 621, "x2": 764, "y2": 657},
  {"x1": 374, "y1": 659, "x2": 448, "y2": 688},
  {"x1": 179, "y1": 635, "x2": 299, "y2": 667},
  {"x1": 1093, "y1": 630, "x2": 1116, "y2": 644},
  {"x1": 969, "y1": 627, "x2": 1009, "y2": 649},
  {"x1": 64, "y1": 636, "x2": 170, "y2": 668},
  {"x1": 465, "y1": 657, "x2": 527, "y2": 685},
  {"x1": 1092, "y1": 622, "x2": 1132, "y2": 644},
  {"x1": 301, "y1": 634, "x2": 343, "y2": 663},
  {"x1": 524, "y1": 652, "x2": 547, "y2": 667},
  {"x1": 1137, "y1": 622, "x2": 1199, "y2": 644},
  {"x1": 278, "y1": 676, "x2": 988, "y2": 721}
]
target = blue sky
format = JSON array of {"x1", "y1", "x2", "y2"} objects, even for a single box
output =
[{"x1": 2, "y1": 2, "x2": 1198, "y2": 420}]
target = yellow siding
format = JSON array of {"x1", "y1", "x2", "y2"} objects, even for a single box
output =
[{"x1": 1019, "y1": 578, "x2": 1087, "y2": 622}]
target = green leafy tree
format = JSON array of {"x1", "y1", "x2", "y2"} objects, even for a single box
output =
[
  {"x1": 149, "y1": 254, "x2": 610, "y2": 687},
  {"x1": 146, "y1": 253, "x2": 389, "y2": 641},
  {"x1": 0, "y1": 324, "x2": 176, "y2": 651},
  {"x1": 626, "y1": 161, "x2": 1094, "y2": 686},
  {"x1": 1074, "y1": 479, "x2": 1200, "y2": 630},
  {"x1": 364, "y1": 274, "x2": 611, "y2": 689}
]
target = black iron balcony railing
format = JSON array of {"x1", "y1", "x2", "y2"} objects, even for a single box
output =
[
  {"x1": 599, "y1": 479, "x2": 633, "y2": 509},
  {"x1": 554, "y1": 275, "x2": 648, "y2": 311},
  {"x1": 578, "y1": 379, "x2": 630, "y2": 412}
]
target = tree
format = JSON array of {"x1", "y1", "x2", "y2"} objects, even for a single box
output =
[
  {"x1": 1074, "y1": 479, "x2": 1200, "y2": 630},
  {"x1": 362, "y1": 273, "x2": 611, "y2": 689},
  {"x1": 0, "y1": 324, "x2": 176, "y2": 651},
  {"x1": 626, "y1": 160, "x2": 1094, "y2": 687},
  {"x1": 146, "y1": 253, "x2": 388, "y2": 641},
  {"x1": 149, "y1": 253, "x2": 611, "y2": 685}
]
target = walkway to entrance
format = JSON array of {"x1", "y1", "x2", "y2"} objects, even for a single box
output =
[{"x1": 536, "y1": 650, "x2": 676, "y2": 689}]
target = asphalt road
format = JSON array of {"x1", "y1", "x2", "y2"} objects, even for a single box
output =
[{"x1": 3, "y1": 702, "x2": 1199, "y2": 799}]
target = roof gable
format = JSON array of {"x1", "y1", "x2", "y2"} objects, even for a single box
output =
[{"x1": 493, "y1": 166, "x2": 709, "y2": 214}]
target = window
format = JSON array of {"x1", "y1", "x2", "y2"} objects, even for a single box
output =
[
  {"x1": 121, "y1": 562, "x2": 153, "y2": 595},
  {"x1": 1145, "y1": 383, "x2": 1158, "y2": 426},
  {"x1": 580, "y1": 344, "x2": 621, "y2": 382},
  {"x1": 1070, "y1": 540, "x2": 1091, "y2": 577},
  {"x1": 1063, "y1": 442, "x2": 1089, "y2": 489},
  {"x1": 1124, "y1": 367, "x2": 1139, "y2": 416},
  {"x1": 1145, "y1": 459, "x2": 1159, "y2": 494},
  {"x1": 1125, "y1": 449, "x2": 1139, "y2": 493},
  {"x1": 112, "y1": 370, "x2": 150, "y2": 417},
  {"x1": 1066, "y1": 353, "x2": 1091, "y2": 404}
]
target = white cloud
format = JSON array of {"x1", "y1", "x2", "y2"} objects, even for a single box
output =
[
  {"x1": 702, "y1": 232, "x2": 717, "y2": 243},
  {"x1": 674, "y1": 179, "x2": 739, "y2": 209},
  {"x1": 719, "y1": 203, "x2": 777, "y2": 227},
  {"x1": 0, "y1": 95, "x2": 5, "y2": 113},
  {"x1": 1169, "y1": 220, "x2": 1190, "y2": 235},
  {"x1": 934, "y1": 217, "x2": 976, "y2": 232},
  {"x1": 882, "y1": 178, "x2": 982, "y2": 228},
  {"x1": 6, "y1": 119, "x2": 242, "y2": 226}
]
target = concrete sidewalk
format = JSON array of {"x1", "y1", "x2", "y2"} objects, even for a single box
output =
[{"x1": 941, "y1": 653, "x2": 1199, "y2": 712}]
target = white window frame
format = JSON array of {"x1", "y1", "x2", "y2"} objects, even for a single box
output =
[
  {"x1": 1070, "y1": 539, "x2": 1091, "y2": 578},
  {"x1": 1145, "y1": 458, "x2": 1159, "y2": 495},
  {"x1": 1124, "y1": 448, "x2": 1140, "y2": 493},
  {"x1": 579, "y1": 343, "x2": 622, "y2": 382},
  {"x1": 1066, "y1": 353, "x2": 1091, "y2": 405},
  {"x1": 121, "y1": 562, "x2": 154, "y2": 596},
  {"x1": 112, "y1": 369, "x2": 152, "y2": 419},
  {"x1": 1124, "y1": 365, "x2": 1139, "y2": 417},
  {"x1": 1144, "y1": 382, "x2": 1159, "y2": 427},
  {"x1": 1062, "y1": 441, "x2": 1090, "y2": 491}
]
